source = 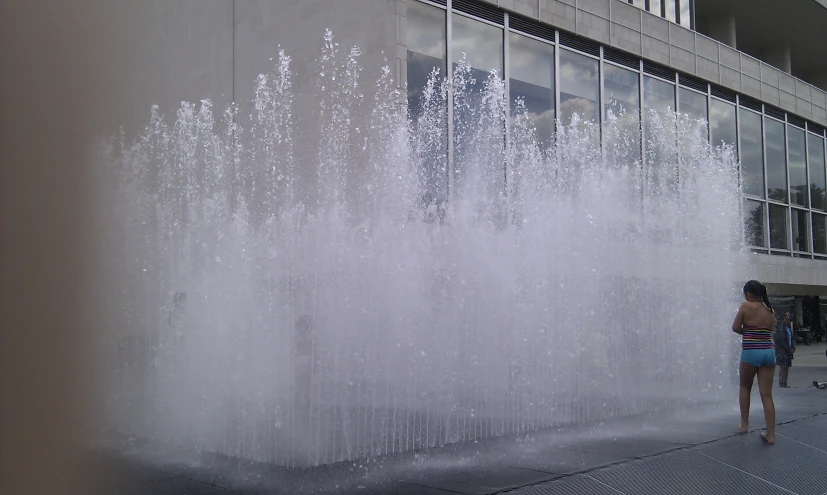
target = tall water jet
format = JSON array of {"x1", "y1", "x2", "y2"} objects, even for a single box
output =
[{"x1": 94, "y1": 32, "x2": 745, "y2": 468}]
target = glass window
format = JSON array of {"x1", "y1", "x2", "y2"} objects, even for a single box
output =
[
  {"x1": 559, "y1": 49, "x2": 599, "y2": 127},
  {"x1": 407, "y1": 1, "x2": 448, "y2": 201},
  {"x1": 739, "y1": 109, "x2": 763, "y2": 196},
  {"x1": 744, "y1": 199, "x2": 766, "y2": 247},
  {"x1": 813, "y1": 213, "x2": 827, "y2": 254},
  {"x1": 765, "y1": 118, "x2": 788, "y2": 203},
  {"x1": 604, "y1": 63, "x2": 641, "y2": 164},
  {"x1": 678, "y1": 87, "x2": 707, "y2": 123},
  {"x1": 792, "y1": 208, "x2": 810, "y2": 252},
  {"x1": 451, "y1": 14, "x2": 504, "y2": 198},
  {"x1": 605, "y1": 64, "x2": 640, "y2": 117},
  {"x1": 665, "y1": 0, "x2": 677, "y2": 22},
  {"x1": 809, "y1": 133, "x2": 826, "y2": 211},
  {"x1": 631, "y1": 0, "x2": 645, "y2": 8},
  {"x1": 648, "y1": 0, "x2": 662, "y2": 17},
  {"x1": 509, "y1": 33, "x2": 554, "y2": 150},
  {"x1": 788, "y1": 126, "x2": 808, "y2": 207},
  {"x1": 451, "y1": 14, "x2": 503, "y2": 76},
  {"x1": 407, "y1": 1, "x2": 446, "y2": 120},
  {"x1": 678, "y1": 0, "x2": 692, "y2": 28},
  {"x1": 644, "y1": 76, "x2": 676, "y2": 187},
  {"x1": 710, "y1": 99, "x2": 736, "y2": 149},
  {"x1": 644, "y1": 76, "x2": 675, "y2": 114},
  {"x1": 769, "y1": 203, "x2": 788, "y2": 250}
]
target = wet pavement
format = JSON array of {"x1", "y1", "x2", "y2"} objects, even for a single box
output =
[{"x1": 86, "y1": 347, "x2": 827, "y2": 495}]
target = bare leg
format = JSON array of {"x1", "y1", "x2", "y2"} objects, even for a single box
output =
[
  {"x1": 739, "y1": 361, "x2": 758, "y2": 433},
  {"x1": 757, "y1": 365, "x2": 776, "y2": 444}
]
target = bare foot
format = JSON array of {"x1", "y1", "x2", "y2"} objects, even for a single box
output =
[
  {"x1": 761, "y1": 432, "x2": 775, "y2": 445},
  {"x1": 738, "y1": 423, "x2": 749, "y2": 434}
]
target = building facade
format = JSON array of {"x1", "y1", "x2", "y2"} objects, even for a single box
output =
[
  {"x1": 401, "y1": 0, "x2": 827, "y2": 334},
  {"x1": 89, "y1": 0, "x2": 827, "y2": 327}
]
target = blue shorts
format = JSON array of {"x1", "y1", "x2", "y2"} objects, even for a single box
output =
[{"x1": 741, "y1": 349, "x2": 776, "y2": 367}]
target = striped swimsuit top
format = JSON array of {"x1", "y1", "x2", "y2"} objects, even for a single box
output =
[{"x1": 742, "y1": 324, "x2": 775, "y2": 350}]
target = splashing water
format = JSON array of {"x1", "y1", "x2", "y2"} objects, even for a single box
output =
[{"x1": 93, "y1": 33, "x2": 744, "y2": 468}]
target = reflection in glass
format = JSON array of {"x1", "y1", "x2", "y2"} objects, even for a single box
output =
[
  {"x1": 644, "y1": 76, "x2": 676, "y2": 187},
  {"x1": 407, "y1": 1, "x2": 447, "y2": 202},
  {"x1": 509, "y1": 33, "x2": 554, "y2": 150},
  {"x1": 769, "y1": 203, "x2": 788, "y2": 250},
  {"x1": 744, "y1": 199, "x2": 766, "y2": 247},
  {"x1": 649, "y1": 0, "x2": 662, "y2": 17},
  {"x1": 788, "y1": 126, "x2": 808, "y2": 207},
  {"x1": 792, "y1": 208, "x2": 810, "y2": 252},
  {"x1": 765, "y1": 118, "x2": 788, "y2": 203},
  {"x1": 809, "y1": 133, "x2": 826, "y2": 211},
  {"x1": 813, "y1": 213, "x2": 827, "y2": 254},
  {"x1": 451, "y1": 14, "x2": 503, "y2": 75},
  {"x1": 605, "y1": 64, "x2": 640, "y2": 116},
  {"x1": 710, "y1": 99, "x2": 736, "y2": 149},
  {"x1": 679, "y1": 0, "x2": 692, "y2": 28},
  {"x1": 644, "y1": 76, "x2": 675, "y2": 114},
  {"x1": 739, "y1": 109, "x2": 763, "y2": 196},
  {"x1": 559, "y1": 49, "x2": 599, "y2": 127},
  {"x1": 678, "y1": 87, "x2": 707, "y2": 124},
  {"x1": 407, "y1": 2, "x2": 446, "y2": 119},
  {"x1": 604, "y1": 63, "x2": 641, "y2": 163},
  {"x1": 665, "y1": 0, "x2": 677, "y2": 22},
  {"x1": 451, "y1": 13, "x2": 504, "y2": 201}
]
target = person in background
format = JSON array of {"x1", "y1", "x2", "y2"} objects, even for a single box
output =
[
  {"x1": 731, "y1": 280, "x2": 777, "y2": 444},
  {"x1": 774, "y1": 313, "x2": 795, "y2": 388}
]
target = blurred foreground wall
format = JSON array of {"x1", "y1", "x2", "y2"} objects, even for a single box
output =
[{"x1": 1, "y1": 2, "x2": 117, "y2": 493}]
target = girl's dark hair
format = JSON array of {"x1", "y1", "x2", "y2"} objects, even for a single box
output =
[{"x1": 744, "y1": 280, "x2": 773, "y2": 312}]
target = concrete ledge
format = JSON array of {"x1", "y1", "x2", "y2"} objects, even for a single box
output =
[{"x1": 748, "y1": 252, "x2": 827, "y2": 291}]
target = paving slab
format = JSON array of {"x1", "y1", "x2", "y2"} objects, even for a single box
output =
[
  {"x1": 504, "y1": 474, "x2": 625, "y2": 495},
  {"x1": 777, "y1": 414, "x2": 827, "y2": 451},
  {"x1": 698, "y1": 431, "x2": 827, "y2": 495},
  {"x1": 400, "y1": 464, "x2": 556, "y2": 494},
  {"x1": 587, "y1": 449, "x2": 791, "y2": 495}
]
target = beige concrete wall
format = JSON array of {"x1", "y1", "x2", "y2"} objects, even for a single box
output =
[{"x1": 748, "y1": 255, "x2": 827, "y2": 295}]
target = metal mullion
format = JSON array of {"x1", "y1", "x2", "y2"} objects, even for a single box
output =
[
  {"x1": 761, "y1": 112, "x2": 773, "y2": 249},
  {"x1": 447, "y1": 0, "x2": 454, "y2": 204},
  {"x1": 599, "y1": 45, "x2": 606, "y2": 156},
  {"x1": 639, "y1": 59, "x2": 647, "y2": 203},
  {"x1": 504, "y1": 12, "x2": 510, "y2": 224},
  {"x1": 805, "y1": 130, "x2": 814, "y2": 253},
  {"x1": 554, "y1": 29, "x2": 561, "y2": 147},
  {"x1": 784, "y1": 117, "x2": 793, "y2": 252}
]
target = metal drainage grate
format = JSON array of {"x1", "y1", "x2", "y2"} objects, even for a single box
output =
[
  {"x1": 507, "y1": 474, "x2": 624, "y2": 495},
  {"x1": 453, "y1": 0, "x2": 504, "y2": 25},
  {"x1": 589, "y1": 449, "x2": 791, "y2": 495},
  {"x1": 679, "y1": 73, "x2": 708, "y2": 93},
  {"x1": 559, "y1": 31, "x2": 600, "y2": 57},
  {"x1": 739, "y1": 94, "x2": 763, "y2": 112},
  {"x1": 765, "y1": 104, "x2": 786, "y2": 121},
  {"x1": 603, "y1": 46, "x2": 639, "y2": 70},
  {"x1": 711, "y1": 84, "x2": 738, "y2": 103},
  {"x1": 699, "y1": 432, "x2": 827, "y2": 495},
  {"x1": 509, "y1": 14, "x2": 555, "y2": 43}
]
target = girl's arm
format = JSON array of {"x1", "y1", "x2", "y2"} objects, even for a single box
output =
[{"x1": 731, "y1": 303, "x2": 746, "y2": 334}]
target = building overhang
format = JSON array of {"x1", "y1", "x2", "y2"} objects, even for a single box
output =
[{"x1": 695, "y1": 0, "x2": 827, "y2": 89}]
